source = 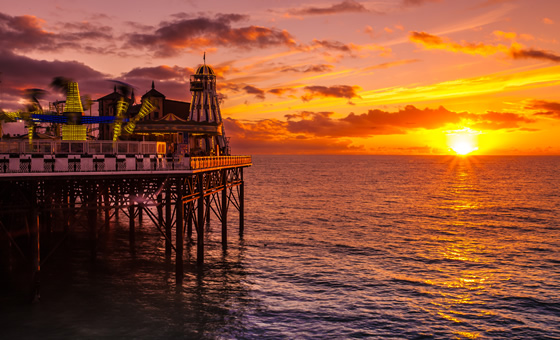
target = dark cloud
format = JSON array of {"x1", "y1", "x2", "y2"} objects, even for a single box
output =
[
  {"x1": 0, "y1": 49, "x2": 197, "y2": 110},
  {"x1": 268, "y1": 87, "x2": 296, "y2": 96},
  {"x1": 509, "y1": 48, "x2": 560, "y2": 62},
  {"x1": 288, "y1": 0, "x2": 369, "y2": 16},
  {"x1": 127, "y1": 16, "x2": 296, "y2": 57},
  {"x1": 301, "y1": 85, "x2": 362, "y2": 102},
  {"x1": 122, "y1": 66, "x2": 194, "y2": 81},
  {"x1": 281, "y1": 64, "x2": 334, "y2": 73},
  {"x1": 222, "y1": 104, "x2": 540, "y2": 154},
  {"x1": 526, "y1": 100, "x2": 560, "y2": 118},
  {"x1": 468, "y1": 111, "x2": 535, "y2": 130},
  {"x1": 224, "y1": 117, "x2": 365, "y2": 155},
  {"x1": 283, "y1": 105, "x2": 536, "y2": 138},
  {"x1": 0, "y1": 49, "x2": 108, "y2": 110},
  {"x1": 310, "y1": 39, "x2": 353, "y2": 52},
  {"x1": 243, "y1": 85, "x2": 265, "y2": 99},
  {"x1": 0, "y1": 13, "x2": 55, "y2": 51},
  {"x1": 219, "y1": 82, "x2": 266, "y2": 99},
  {"x1": 0, "y1": 12, "x2": 115, "y2": 54}
]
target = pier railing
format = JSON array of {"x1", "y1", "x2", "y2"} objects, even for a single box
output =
[
  {"x1": 189, "y1": 156, "x2": 252, "y2": 170},
  {"x1": 0, "y1": 140, "x2": 166, "y2": 155},
  {"x1": 0, "y1": 141, "x2": 252, "y2": 173}
]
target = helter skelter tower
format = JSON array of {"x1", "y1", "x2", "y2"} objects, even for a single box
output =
[{"x1": 188, "y1": 60, "x2": 229, "y2": 156}]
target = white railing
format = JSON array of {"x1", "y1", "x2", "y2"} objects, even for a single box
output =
[
  {"x1": 0, "y1": 155, "x2": 252, "y2": 174},
  {"x1": 0, "y1": 141, "x2": 165, "y2": 155}
]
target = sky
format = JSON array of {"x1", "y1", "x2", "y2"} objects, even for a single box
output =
[{"x1": 1, "y1": 0, "x2": 560, "y2": 155}]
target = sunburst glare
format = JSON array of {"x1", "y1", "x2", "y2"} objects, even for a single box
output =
[{"x1": 447, "y1": 128, "x2": 480, "y2": 155}]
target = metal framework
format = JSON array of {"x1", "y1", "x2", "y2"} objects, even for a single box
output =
[{"x1": 0, "y1": 165, "x2": 247, "y2": 301}]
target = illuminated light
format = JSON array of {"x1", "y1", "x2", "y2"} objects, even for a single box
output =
[
  {"x1": 62, "y1": 125, "x2": 87, "y2": 140},
  {"x1": 124, "y1": 99, "x2": 154, "y2": 134},
  {"x1": 28, "y1": 125, "x2": 34, "y2": 145},
  {"x1": 447, "y1": 128, "x2": 480, "y2": 155},
  {"x1": 64, "y1": 82, "x2": 84, "y2": 113},
  {"x1": 112, "y1": 98, "x2": 129, "y2": 141}
]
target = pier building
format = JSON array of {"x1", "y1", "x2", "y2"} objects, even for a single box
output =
[{"x1": 0, "y1": 62, "x2": 251, "y2": 300}]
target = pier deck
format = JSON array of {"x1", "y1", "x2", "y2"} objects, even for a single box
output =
[{"x1": 0, "y1": 150, "x2": 251, "y2": 300}]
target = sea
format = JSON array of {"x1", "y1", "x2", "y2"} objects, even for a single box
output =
[{"x1": 1, "y1": 155, "x2": 559, "y2": 339}]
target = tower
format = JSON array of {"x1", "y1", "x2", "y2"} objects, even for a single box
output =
[
  {"x1": 62, "y1": 82, "x2": 86, "y2": 140},
  {"x1": 188, "y1": 63, "x2": 229, "y2": 155}
]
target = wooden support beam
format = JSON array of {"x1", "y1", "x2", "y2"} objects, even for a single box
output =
[
  {"x1": 157, "y1": 191, "x2": 164, "y2": 250},
  {"x1": 88, "y1": 185, "x2": 98, "y2": 260},
  {"x1": 197, "y1": 173, "x2": 205, "y2": 267},
  {"x1": 129, "y1": 182, "x2": 135, "y2": 253},
  {"x1": 239, "y1": 168, "x2": 244, "y2": 238},
  {"x1": 222, "y1": 169, "x2": 228, "y2": 249},
  {"x1": 175, "y1": 177, "x2": 184, "y2": 284},
  {"x1": 31, "y1": 203, "x2": 40, "y2": 302},
  {"x1": 165, "y1": 183, "x2": 172, "y2": 258},
  {"x1": 187, "y1": 202, "x2": 193, "y2": 240},
  {"x1": 103, "y1": 186, "x2": 110, "y2": 230}
]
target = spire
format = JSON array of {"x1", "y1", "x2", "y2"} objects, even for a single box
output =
[
  {"x1": 114, "y1": 85, "x2": 117, "y2": 92},
  {"x1": 151, "y1": 80, "x2": 155, "y2": 90},
  {"x1": 203, "y1": 51, "x2": 206, "y2": 65},
  {"x1": 131, "y1": 89, "x2": 135, "y2": 104}
]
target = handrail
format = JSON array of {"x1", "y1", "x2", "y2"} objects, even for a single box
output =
[
  {"x1": 190, "y1": 156, "x2": 252, "y2": 170},
  {"x1": 0, "y1": 154, "x2": 252, "y2": 174},
  {"x1": 0, "y1": 140, "x2": 164, "y2": 155}
]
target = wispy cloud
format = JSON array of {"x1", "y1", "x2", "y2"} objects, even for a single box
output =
[
  {"x1": 287, "y1": 0, "x2": 369, "y2": 16},
  {"x1": 301, "y1": 85, "x2": 362, "y2": 102},
  {"x1": 526, "y1": 100, "x2": 560, "y2": 118},
  {"x1": 409, "y1": 31, "x2": 560, "y2": 62}
]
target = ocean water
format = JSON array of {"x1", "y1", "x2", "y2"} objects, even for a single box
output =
[{"x1": 1, "y1": 155, "x2": 559, "y2": 339}]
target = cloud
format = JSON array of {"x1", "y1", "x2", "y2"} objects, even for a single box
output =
[
  {"x1": 0, "y1": 12, "x2": 116, "y2": 54},
  {"x1": 223, "y1": 103, "x2": 539, "y2": 154},
  {"x1": 127, "y1": 16, "x2": 296, "y2": 57},
  {"x1": 285, "y1": 105, "x2": 535, "y2": 138},
  {"x1": 468, "y1": 111, "x2": 536, "y2": 130},
  {"x1": 409, "y1": 31, "x2": 560, "y2": 62},
  {"x1": 301, "y1": 85, "x2": 362, "y2": 102},
  {"x1": 525, "y1": 100, "x2": 560, "y2": 118},
  {"x1": 219, "y1": 82, "x2": 267, "y2": 99},
  {"x1": 309, "y1": 39, "x2": 354, "y2": 52},
  {"x1": 543, "y1": 18, "x2": 554, "y2": 25},
  {"x1": 401, "y1": 0, "x2": 441, "y2": 7},
  {"x1": 224, "y1": 117, "x2": 365, "y2": 154},
  {"x1": 268, "y1": 87, "x2": 297, "y2": 96},
  {"x1": 0, "y1": 49, "x2": 108, "y2": 110},
  {"x1": 287, "y1": 0, "x2": 369, "y2": 16},
  {"x1": 281, "y1": 64, "x2": 335, "y2": 73},
  {"x1": 122, "y1": 65, "x2": 194, "y2": 82},
  {"x1": 243, "y1": 85, "x2": 266, "y2": 100},
  {"x1": 363, "y1": 59, "x2": 420, "y2": 71},
  {"x1": 509, "y1": 48, "x2": 560, "y2": 62}
]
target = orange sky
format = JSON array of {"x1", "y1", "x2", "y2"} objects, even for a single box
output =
[{"x1": 1, "y1": 0, "x2": 560, "y2": 155}]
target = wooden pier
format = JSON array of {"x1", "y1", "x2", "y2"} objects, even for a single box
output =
[{"x1": 0, "y1": 155, "x2": 251, "y2": 300}]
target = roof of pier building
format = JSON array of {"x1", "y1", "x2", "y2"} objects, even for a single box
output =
[{"x1": 195, "y1": 65, "x2": 215, "y2": 76}]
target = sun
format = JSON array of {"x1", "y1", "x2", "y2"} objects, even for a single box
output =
[{"x1": 447, "y1": 128, "x2": 480, "y2": 155}]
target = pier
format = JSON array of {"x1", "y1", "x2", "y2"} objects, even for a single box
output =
[
  {"x1": 0, "y1": 149, "x2": 251, "y2": 299},
  {"x1": 0, "y1": 61, "x2": 252, "y2": 300}
]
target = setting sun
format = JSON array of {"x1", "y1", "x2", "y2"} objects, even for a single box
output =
[{"x1": 447, "y1": 128, "x2": 480, "y2": 155}]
